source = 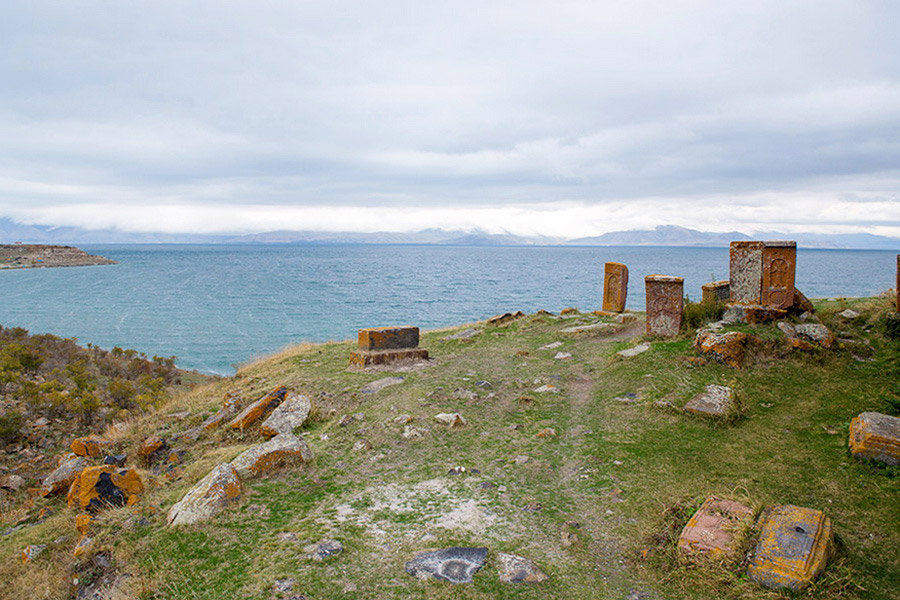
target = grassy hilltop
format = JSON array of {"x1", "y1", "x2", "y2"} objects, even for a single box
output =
[{"x1": 0, "y1": 296, "x2": 898, "y2": 600}]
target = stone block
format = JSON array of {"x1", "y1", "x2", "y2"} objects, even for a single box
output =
[
  {"x1": 602, "y1": 262, "x2": 629, "y2": 313},
  {"x1": 849, "y1": 411, "x2": 900, "y2": 466},
  {"x1": 748, "y1": 505, "x2": 833, "y2": 590},
  {"x1": 701, "y1": 280, "x2": 730, "y2": 304},
  {"x1": 645, "y1": 275, "x2": 684, "y2": 337},
  {"x1": 260, "y1": 392, "x2": 312, "y2": 437},
  {"x1": 167, "y1": 463, "x2": 243, "y2": 526},
  {"x1": 762, "y1": 241, "x2": 797, "y2": 308},
  {"x1": 229, "y1": 386, "x2": 288, "y2": 430},
  {"x1": 70, "y1": 437, "x2": 111, "y2": 457},
  {"x1": 729, "y1": 241, "x2": 764, "y2": 305},
  {"x1": 67, "y1": 466, "x2": 144, "y2": 511},
  {"x1": 694, "y1": 331, "x2": 753, "y2": 368},
  {"x1": 348, "y1": 348, "x2": 429, "y2": 367},
  {"x1": 684, "y1": 384, "x2": 736, "y2": 418},
  {"x1": 231, "y1": 433, "x2": 314, "y2": 479},
  {"x1": 40, "y1": 453, "x2": 87, "y2": 497},
  {"x1": 358, "y1": 326, "x2": 419, "y2": 351},
  {"x1": 678, "y1": 497, "x2": 753, "y2": 558}
]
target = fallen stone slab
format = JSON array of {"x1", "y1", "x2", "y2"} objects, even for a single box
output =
[
  {"x1": 260, "y1": 392, "x2": 312, "y2": 437},
  {"x1": 40, "y1": 453, "x2": 88, "y2": 497},
  {"x1": 534, "y1": 384, "x2": 559, "y2": 393},
  {"x1": 167, "y1": 463, "x2": 244, "y2": 527},
  {"x1": 559, "y1": 322, "x2": 615, "y2": 335},
  {"x1": 488, "y1": 312, "x2": 525, "y2": 326},
  {"x1": 778, "y1": 322, "x2": 836, "y2": 350},
  {"x1": 304, "y1": 538, "x2": 343, "y2": 561},
  {"x1": 838, "y1": 309, "x2": 860, "y2": 319},
  {"x1": 723, "y1": 304, "x2": 787, "y2": 324},
  {"x1": 229, "y1": 386, "x2": 288, "y2": 430},
  {"x1": 678, "y1": 497, "x2": 753, "y2": 558},
  {"x1": 554, "y1": 352, "x2": 572, "y2": 360},
  {"x1": 231, "y1": 433, "x2": 314, "y2": 479},
  {"x1": 405, "y1": 547, "x2": 488, "y2": 583},
  {"x1": 442, "y1": 328, "x2": 480, "y2": 340},
  {"x1": 497, "y1": 552, "x2": 548, "y2": 583},
  {"x1": 67, "y1": 466, "x2": 144, "y2": 511},
  {"x1": 849, "y1": 412, "x2": 900, "y2": 466},
  {"x1": 694, "y1": 330, "x2": 754, "y2": 368},
  {"x1": 683, "y1": 385, "x2": 736, "y2": 418},
  {"x1": 540, "y1": 341, "x2": 563, "y2": 350},
  {"x1": 747, "y1": 505, "x2": 833, "y2": 590},
  {"x1": 617, "y1": 343, "x2": 650, "y2": 358},
  {"x1": 361, "y1": 376, "x2": 404, "y2": 394},
  {"x1": 200, "y1": 393, "x2": 243, "y2": 431}
]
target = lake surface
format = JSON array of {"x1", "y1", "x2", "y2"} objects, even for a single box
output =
[{"x1": 0, "y1": 244, "x2": 896, "y2": 374}]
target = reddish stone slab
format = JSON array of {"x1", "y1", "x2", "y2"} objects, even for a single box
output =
[
  {"x1": 645, "y1": 275, "x2": 684, "y2": 337},
  {"x1": 602, "y1": 262, "x2": 629, "y2": 313},
  {"x1": 762, "y1": 241, "x2": 796, "y2": 309},
  {"x1": 729, "y1": 242, "x2": 764, "y2": 305},
  {"x1": 678, "y1": 497, "x2": 753, "y2": 558},
  {"x1": 358, "y1": 326, "x2": 419, "y2": 351}
]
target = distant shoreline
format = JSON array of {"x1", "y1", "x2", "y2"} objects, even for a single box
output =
[{"x1": 0, "y1": 244, "x2": 117, "y2": 269}]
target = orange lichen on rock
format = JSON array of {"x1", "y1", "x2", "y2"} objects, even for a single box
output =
[
  {"x1": 357, "y1": 326, "x2": 420, "y2": 351},
  {"x1": 40, "y1": 453, "x2": 88, "y2": 497},
  {"x1": 75, "y1": 513, "x2": 92, "y2": 535},
  {"x1": 70, "y1": 436, "x2": 111, "y2": 457},
  {"x1": 747, "y1": 505, "x2": 833, "y2": 590},
  {"x1": 693, "y1": 331, "x2": 754, "y2": 368},
  {"x1": 229, "y1": 386, "x2": 288, "y2": 430},
  {"x1": 348, "y1": 348, "x2": 429, "y2": 367},
  {"x1": 137, "y1": 435, "x2": 166, "y2": 460},
  {"x1": 167, "y1": 463, "x2": 244, "y2": 526},
  {"x1": 230, "y1": 433, "x2": 314, "y2": 480},
  {"x1": 678, "y1": 497, "x2": 753, "y2": 558},
  {"x1": 849, "y1": 412, "x2": 900, "y2": 466},
  {"x1": 66, "y1": 465, "x2": 144, "y2": 511},
  {"x1": 602, "y1": 262, "x2": 629, "y2": 313}
]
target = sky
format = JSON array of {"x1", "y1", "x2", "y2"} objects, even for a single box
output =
[{"x1": 1, "y1": 1, "x2": 899, "y2": 238}]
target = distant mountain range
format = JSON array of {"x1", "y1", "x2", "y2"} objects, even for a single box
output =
[{"x1": 0, "y1": 219, "x2": 897, "y2": 250}]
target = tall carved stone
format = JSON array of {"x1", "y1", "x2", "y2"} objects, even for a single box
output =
[
  {"x1": 729, "y1": 242, "x2": 764, "y2": 305},
  {"x1": 761, "y1": 241, "x2": 797, "y2": 309},
  {"x1": 645, "y1": 275, "x2": 684, "y2": 337},
  {"x1": 602, "y1": 262, "x2": 629, "y2": 313}
]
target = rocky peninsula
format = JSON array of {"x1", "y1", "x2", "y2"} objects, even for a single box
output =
[{"x1": 0, "y1": 244, "x2": 116, "y2": 269}]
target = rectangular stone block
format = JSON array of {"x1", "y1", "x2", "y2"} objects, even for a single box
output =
[
  {"x1": 849, "y1": 411, "x2": 900, "y2": 466},
  {"x1": 761, "y1": 241, "x2": 796, "y2": 309},
  {"x1": 748, "y1": 505, "x2": 833, "y2": 590},
  {"x1": 678, "y1": 497, "x2": 753, "y2": 558},
  {"x1": 701, "y1": 280, "x2": 730, "y2": 304},
  {"x1": 357, "y1": 326, "x2": 419, "y2": 351},
  {"x1": 645, "y1": 275, "x2": 684, "y2": 337},
  {"x1": 348, "y1": 348, "x2": 429, "y2": 367},
  {"x1": 602, "y1": 262, "x2": 629, "y2": 313},
  {"x1": 729, "y1": 242, "x2": 764, "y2": 305}
]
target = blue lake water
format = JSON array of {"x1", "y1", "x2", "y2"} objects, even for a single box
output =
[{"x1": 0, "y1": 244, "x2": 896, "y2": 375}]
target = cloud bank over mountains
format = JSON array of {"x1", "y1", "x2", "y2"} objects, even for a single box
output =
[{"x1": 1, "y1": 1, "x2": 898, "y2": 237}]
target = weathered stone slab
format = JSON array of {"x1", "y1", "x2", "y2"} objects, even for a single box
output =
[
  {"x1": 260, "y1": 392, "x2": 312, "y2": 437},
  {"x1": 617, "y1": 343, "x2": 650, "y2": 358},
  {"x1": 167, "y1": 463, "x2": 244, "y2": 526},
  {"x1": 849, "y1": 411, "x2": 900, "y2": 466},
  {"x1": 40, "y1": 453, "x2": 87, "y2": 497},
  {"x1": 405, "y1": 547, "x2": 488, "y2": 583},
  {"x1": 678, "y1": 497, "x2": 753, "y2": 558},
  {"x1": 497, "y1": 552, "x2": 548, "y2": 583},
  {"x1": 722, "y1": 304, "x2": 787, "y2": 324},
  {"x1": 560, "y1": 322, "x2": 615, "y2": 335},
  {"x1": 729, "y1": 241, "x2": 764, "y2": 305},
  {"x1": 67, "y1": 466, "x2": 144, "y2": 511},
  {"x1": 231, "y1": 433, "x2": 314, "y2": 479},
  {"x1": 602, "y1": 262, "x2": 629, "y2": 313},
  {"x1": 361, "y1": 376, "x2": 404, "y2": 394},
  {"x1": 684, "y1": 384, "x2": 735, "y2": 417},
  {"x1": 701, "y1": 280, "x2": 730, "y2": 304},
  {"x1": 487, "y1": 311, "x2": 525, "y2": 325},
  {"x1": 645, "y1": 275, "x2": 684, "y2": 337},
  {"x1": 349, "y1": 348, "x2": 429, "y2": 367},
  {"x1": 434, "y1": 413, "x2": 467, "y2": 428},
  {"x1": 229, "y1": 386, "x2": 288, "y2": 430},
  {"x1": 358, "y1": 326, "x2": 420, "y2": 351},
  {"x1": 200, "y1": 392, "x2": 242, "y2": 431},
  {"x1": 762, "y1": 241, "x2": 796, "y2": 309},
  {"x1": 778, "y1": 322, "x2": 835, "y2": 350},
  {"x1": 694, "y1": 331, "x2": 753, "y2": 368},
  {"x1": 748, "y1": 505, "x2": 833, "y2": 590}
]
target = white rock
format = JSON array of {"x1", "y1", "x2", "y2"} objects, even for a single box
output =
[
  {"x1": 553, "y1": 352, "x2": 573, "y2": 360},
  {"x1": 540, "y1": 341, "x2": 563, "y2": 350},
  {"x1": 260, "y1": 392, "x2": 312, "y2": 437},
  {"x1": 617, "y1": 343, "x2": 650, "y2": 358},
  {"x1": 434, "y1": 413, "x2": 468, "y2": 428},
  {"x1": 167, "y1": 463, "x2": 244, "y2": 527}
]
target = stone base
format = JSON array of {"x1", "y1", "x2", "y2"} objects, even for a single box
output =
[
  {"x1": 748, "y1": 505, "x2": 833, "y2": 590},
  {"x1": 849, "y1": 412, "x2": 900, "y2": 466},
  {"x1": 349, "y1": 348, "x2": 429, "y2": 367},
  {"x1": 678, "y1": 497, "x2": 753, "y2": 558},
  {"x1": 723, "y1": 304, "x2": 788, "y2": 324}
]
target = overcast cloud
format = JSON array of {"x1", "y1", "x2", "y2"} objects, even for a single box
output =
[{"x1": 1, "y1": 0, "x2": 898, "y2": 237}]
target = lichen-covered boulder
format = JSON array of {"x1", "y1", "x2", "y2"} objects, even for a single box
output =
[
  {"x1": 231, "y1": 433, "x2": 313, "y2": 479},
  {"x1": 229, "y1": 386, "x2": 288, "y2": 430},
  {"x1": 40, "y1": 453, "x2": 88, "y2": 497},
  {"x1": 70, "y1": 437, "x2": 112, "y2": 457},
  {"x1": 260, "y1": 392, "x2": 312, "y2": 437},
  {"x1": 67, "y1": 466, "x2": 144, "y2": 511},
  {"x1": 497, "y1": 553, "x2": 548, "y2": 583},
  {"x1": 694, "y1": 331, "x2": 754, "y2": 368},
  {"x1": 849, "y1": 412, "x2": 900, "y2": 466},
  {"x1": 778, "y1": 322, "x2": 836, "y2": 350},
  {"x1": 137, "y1": 435, "x2": 168, "y2": 464},
  {"x1": 167, "y1": 463, "x2": 244, "y2": 526}
]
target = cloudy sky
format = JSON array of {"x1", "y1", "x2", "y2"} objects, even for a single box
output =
[{"x1": 1, "y1": 1, "x2": 898, "y2": 238}]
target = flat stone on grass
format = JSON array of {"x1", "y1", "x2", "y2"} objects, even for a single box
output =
[
  {"x1": 849, "y1": 411, "x2": 900, "y2": 466},
  {"x1": 617, "y1": 343, "x2": 650, "y2": 358},
  {"x1": 497, "y1": 552, "x2": 548, "y2": 583},
  {"x1": 361, "y1": 377, "x2": 404, "y2": 394},
  {"x1": 260, "y1": 392, "x2": 312, "y2": 437},
  {"x1": 684, "y1": 385, "x2": 735, "y2": 418},
  {"x1": 167, "y1": 463, "x2": 243, "y2": 527},
  {"x1": 231, "y1": 433, "x2": 314, "y2": 479},
  {"x1": 748, "y1": 505, "x2": 833, "y2": 590},
  {"x1": 678, "y1": 497, "x2": 753, "y2": 558},
  {"x1": 405, "y1": 547, "x2": 488, "y2": 583}
]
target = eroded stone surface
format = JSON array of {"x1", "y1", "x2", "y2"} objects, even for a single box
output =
[
  {"x1": 694, "y1": 331, "x2": 754, "y2": 368},
  {"x1": 40, "y1": 453, "x2": 87, "y2": 497},
  {"x1": 645, "y1": 275, "x2": 684, "y2": 337},
  {"x1": 730, "y1": 241, "x2": 764, "y2": 305},
  {"x1": 167, "y1": 463, "x2": 244, "y2": 526},
  {"x1": 497, "y1": 553, "x2": 548, "y2": 583},
  {"x1": 67, "y1": 466, "x2": 144, "y2": 511},
  {"x1": 434, "y1": 413, "x2": 467, "y2": 428},
  {"x1": 405, "y1": 547, "x2": 488, "y2": 583},
  {"x1": 229, "y1": 386, "x2": 288, "y2": 430},
  {"x1": 304, "y1": 538, "x2": 343, "y2": 561},
  {"x1": 849, "y1": 412, "x2": 900, "y2": 466},
  {"x1": 778, "y1": 322, "x2": 835, "y2": 350},
  {"x1": 683, "y1": 385, "x2": 735, "y2": 417},
  {"x1": 761, "y1": 241, "x2": 797, "y2": 308},
  {"x1": 701, "y1": 280, "x2": 730, "y2": 304},
  {"x1": 358, "y1": 326, "x2": 420, "y2": 351},
  {"x1": 748, "y1": 505, "x2": 833, "y2": 590},
  {"x1": 560, "y1": 322, "x2": 615, "y2": 335},
  {"x1": 361, "y1": 377, "x2": 404, "y2": 394},
  {"x1": 260, "y1": 392, "x2": 312, "y2": 437},
  {"x1": 231, "y1": 433, "x2": 313, "y2": 479},
  {"x1": 678, "y1": 497, "x2": 753, "y2": 558},
  {"x1": 71, "y1": 436, "x2": 111, "y2": 457},
  {"x1": 602, "y1": 262, "x2": 629, "y2": 313},
  {"x1": 617, "y1": 343, "x2": 650, "y2": 358}
]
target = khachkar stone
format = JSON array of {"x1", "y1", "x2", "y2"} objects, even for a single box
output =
[
  {"x1": 761, "y1": 241, "x2": 797, "y2": 309},
  {"x1": 602, "y1": 262, "x2": 629, "y2": 313},
  {"x1": 348, "y1": 326, "x2": 429, "y2": 367},
  {"x1": 701, "y1": 280, "x2": 730, "y2": 304},
  {"x1": 729, "y1": 241, "x2": 764, "y2": 304},
  {"x1": 645, "y1": 275, "x2": 684, "y2": 337}
]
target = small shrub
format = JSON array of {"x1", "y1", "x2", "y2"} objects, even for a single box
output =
[
  {"x1": 682, "y1": 297, "x2": 726, "y2": 331},
  {"x1": 0, "y1": 410, "x2": 24, "y2": 444},
  {"x1": 884, "y1": 312, "x2": 900, "y2": 340}
]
